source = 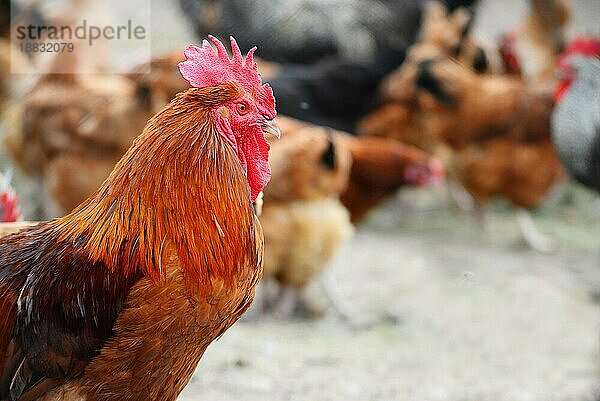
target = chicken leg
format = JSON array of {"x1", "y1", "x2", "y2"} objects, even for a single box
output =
[
  {"x1": 319, "y1": 271, "x2": 377, "y2": 329},
  {"x1": 515, "y1": 208, "x2": 556, "y2": 252}
]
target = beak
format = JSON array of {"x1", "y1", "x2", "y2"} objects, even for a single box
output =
[{"x1": 260, "y1": 118, "x2": 281, "y2": 139}]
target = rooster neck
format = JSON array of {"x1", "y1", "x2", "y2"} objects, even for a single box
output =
[{"x1": 52, "y1": 87, "x2": 259, "y2": 289}]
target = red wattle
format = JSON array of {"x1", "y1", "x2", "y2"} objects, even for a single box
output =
[{"x1": 243, "y1": 130, "x2": 271, "y2": 202}]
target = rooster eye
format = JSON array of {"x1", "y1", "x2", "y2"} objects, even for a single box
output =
[{"x1": 236, "y1": 102, "x2": 249, "y2": 115}]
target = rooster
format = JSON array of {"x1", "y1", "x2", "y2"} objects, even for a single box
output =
[
  {"x1": 0, "y1": 36, "x2": 278, "y2": 401},
  {"x1": 552, "y1": 38, "x2": 600, "y2": 192}
]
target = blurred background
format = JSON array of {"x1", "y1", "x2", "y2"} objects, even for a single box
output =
[{"x1": 1, "y1": 0, "x2": 600, "y2": 400}]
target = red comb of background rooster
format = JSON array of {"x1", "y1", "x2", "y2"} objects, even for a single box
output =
[
  {"x1": 561, "y1": 36, "x2": 600, "y2": 61},
  {"x1": 0, "y1": 192, "x2": 19, "y2": 222},
  {"x1": 555, "y1": 35, "x2": 600, "y2": 101},
  {"x1": 0, "y1": 171, "x2": 20, "y2": 222},
  {"x1": 178, "y1": 35, "x2": 276, "y2": 119}
]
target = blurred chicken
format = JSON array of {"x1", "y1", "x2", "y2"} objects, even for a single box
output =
[
  {"x1": 178, "y1": 0, "x2": 478, "y2": 65},
  {"x1": 274, "y1": 117, "x2": 445, "y2": 223},
  {"x1": 127, "y1": 51, "x2": 188, "y2": 113},
  {"x1": 260, "y1": 116, "x2": 443, "y2": 323},
  {"x1": 552, "y1": 40, "x2": 600, "y2": 192},
  {"x1": 337, "y1": 134, "x2": 445, "y2": 223},
  {"x1": 362, "y1": 55, "x2": 564, "y2": 251},
  {"x1": 258, "y1": 117, "x2": 354, "y2": 318},
  {"x1": 358, "y1": 2, "x2": 501, "y2": 169},
  {"x1": 6, "y1": 72, "x2": 147, "y2": 216},
  {"x1": 393, "y1": 59, "x2": 555, "y2": 149},
  {"x1": 359, "y1": 1, "x2": 504, "y2": 210},
  {"x1": 499, "y1": 0, "x2": 570, "y2": 82},
  {"x1": 4, "y1": 49, "x2": 170, "y2": 217},
  {"x1": 377, "y1": 1, "x2": 500, "y2": 105}
]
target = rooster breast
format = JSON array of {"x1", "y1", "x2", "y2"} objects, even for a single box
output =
[
  {"x1": 0, "y1": 220, "x2": 263, "y2": 401},
  {"x1": 36, "y1": 231, "x2": 262, "y2": 401}
]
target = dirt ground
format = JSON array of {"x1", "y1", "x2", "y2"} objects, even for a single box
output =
[{"x1": 176, "y1": 185, "x2": 600, "y2": 401}]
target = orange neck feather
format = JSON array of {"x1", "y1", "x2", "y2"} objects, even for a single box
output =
[{"x1": 50, "y1": 84, "x2": 258, "y2": 287}]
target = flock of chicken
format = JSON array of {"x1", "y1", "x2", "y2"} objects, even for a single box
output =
[
  {"x1": 0, "y1": 0, "x2": 597, "y2": 399},
  {"x1": 1, "y1": 0, "x2": 599, "y2": 306},
  {"x1": 0, "y1": 0, "x2": 597, "y2": 314}
]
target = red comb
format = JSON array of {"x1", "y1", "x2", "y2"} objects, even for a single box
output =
[
  {"x1": 178, "y1": 35, "x2": 276, "y2": 119},
  {"x1": 562, "y1": 35, "x2": 600, "y2": 59},
  {"x1": 555, "y1": 35, "x2": 600, "y2": 101},
  {"x1": 0, "y1": 192, "x2": 19, "y2": 222}
]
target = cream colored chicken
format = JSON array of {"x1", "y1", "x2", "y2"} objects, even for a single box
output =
[{"x1": 259, "y1": 118, "x2": 354, "y2": 317}]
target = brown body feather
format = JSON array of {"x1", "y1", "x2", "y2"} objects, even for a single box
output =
[
  {"x1": 360, "y1": 56, "x2": 564, "y2": 211},
  {"x1": 453, "y1": 137, "x2": 564, "y2": 208},
  {"x1": 261, "y1": 118, "x2": 353, "y2": 291},
  {"x1": 337, "y1": 135, "x2": 437, "y2": 223},
  {"x1": 0, "y1": 82, "x2": 263, "y2": 400}
]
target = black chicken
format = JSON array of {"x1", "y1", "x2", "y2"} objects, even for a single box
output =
[
  {"x1": 179, "y1": 0, "x2": 478, "y2": 64},
  {"x1": 178, "y1": 0, "x2": 478, "y2": 132}
]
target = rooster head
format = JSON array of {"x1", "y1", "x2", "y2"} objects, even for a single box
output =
[
  {"x1": 178, "y1": 35, "x2": 278, "y2": 202},
  {"x1": 555, "y1": 35, "x2": 600, "y2": 102}
]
